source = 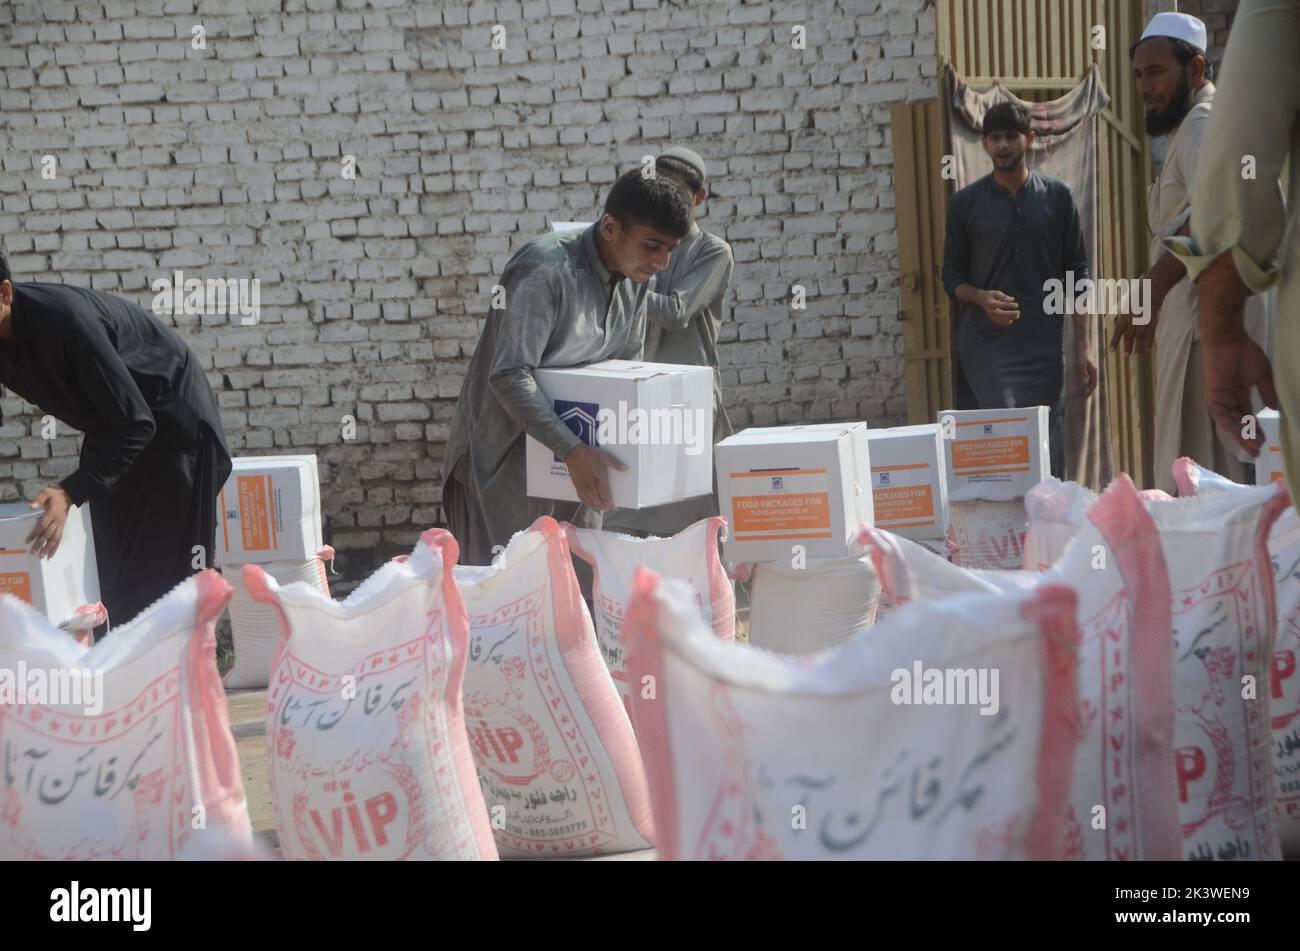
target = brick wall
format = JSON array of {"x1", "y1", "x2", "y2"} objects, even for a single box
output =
[
  {"x1": 0, "y1": 0, "x2": 937, "y2": 575},
  {"x1": 1168, "y1": 0, "x2": 1239, "y2": 76}
]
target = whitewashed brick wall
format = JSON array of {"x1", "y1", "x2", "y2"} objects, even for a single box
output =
[{"x1": 0, "y1": 0, "x2": 937, "y2": 570}]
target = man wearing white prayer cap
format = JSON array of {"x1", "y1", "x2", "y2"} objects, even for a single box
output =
[
  {"x1": 1113, "y1": 10, "x2": 1270, "y2": 492},
  {"x1": 1138, "y1": 10, "x2": 1209, "y2": 52}
]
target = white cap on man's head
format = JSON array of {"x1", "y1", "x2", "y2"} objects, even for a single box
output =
[{"x1": 1139, "y1": 11, "x2": 1208, "y2": 51}]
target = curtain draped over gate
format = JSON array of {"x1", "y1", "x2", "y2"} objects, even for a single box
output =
[{"x1": 944, "y1": 64, "x2": 1113, "y2": 491}]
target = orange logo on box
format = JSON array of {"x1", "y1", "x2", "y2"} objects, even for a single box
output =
[
  {"x1": 952, "y1": 435, "x2": 1029, "y2": 471},
  {"x1": 732, "y1": 493, "x2": 830, "y2": 534},
  {"x1": 873, "y1": 485, "x2": 935, "y2": 522},
  {"x1": 0, "y1": 572, "x2": 33, "y2": 605},
  {"x1": 237, "y1": 475, "x2": 274, "y2": 552}
]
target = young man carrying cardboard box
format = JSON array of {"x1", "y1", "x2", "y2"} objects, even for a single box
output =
[
  {"x1": 442, "y1": 169, "x2": 693, "y2": 565},
  {"x1": 0, "y1": 252, "x2": 232, "y2": 630},
  {"x1": 605, "y1": 147, "x2": 736, "y2": 538}
]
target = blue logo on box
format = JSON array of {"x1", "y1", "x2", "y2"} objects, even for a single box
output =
[
  {"x1": 879, "y1": 471, "x2": 891, "y2": 485},
  {"x1": 771, "y1": 476, "x2": 784, "y2": 490},
  {"x1": 983, "y1": 423, "x2": 994, "y2": 435},
  {"x1": 554, "y1": 399, "x2": 600, "y2": 462}
]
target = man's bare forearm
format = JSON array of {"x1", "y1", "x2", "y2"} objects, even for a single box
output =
[
  {"x1": 1146, "y1": 250, "x2": 1186, "y2": 299},
  {"x1": 1142, "y1": 220, "x2": 1191, "y2": 322},
  {"x1": 953, "y1": 284, "x2": 984, "y2": 306},
  {"x1": 1196, "y1": 251, "x2": 1252, "y2": 345}
]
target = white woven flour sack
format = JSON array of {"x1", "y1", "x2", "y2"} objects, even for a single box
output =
[
  {"x1": 865, "y1": 474, "x2": 1183, "y2": 861},
  {"x1": 0, "y1": 570, "x2": 255, "y2": 860},
  {"x1": 624, "y1": 568, "x2": 1082, "y2": 859},
  {"x1": 223, "y1": 546, "x2": 334, "y2": 690},
  {"x1": 245, "y1": 529, "x2": 497, "y2": 861},
  {"x1": 747, "y1": 552, "x2": 881, "y2": 655},
  {"x1": 948, "y1": 500, "x2": 1029, "y2": 570},
  {"x1": 1023, "y1": 478, "x2": 1175, "y2": 571},
  {"x1": 1022, "y1": 478, "x2": 1098, "y2": 571},
  {"x1": 862, "y1": 526, "x2": 1031, "y2": 605},
  {"x1": 1174, "y1": 458, "x2": 1300, "y2": 856},
  {"x1": 1146, "y1": 484, "x2": 1288, "y2": 860},
  {"x1": 1023, "y1": 472, "x2": 1289, "y2": 859},
  {"x1": 563, "y1": 517, "x2": 734, "y2": 718},
  {"x1": 455, "y1": 517, "x2": 653, "y2": 857}
]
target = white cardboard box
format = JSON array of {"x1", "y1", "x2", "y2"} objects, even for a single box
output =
[
  {"x1": 866, "y1": 424, "x2": 949, "y2": 541},
  {"x1": 216, "y1": 454, "x2": 323, "y2": 565},
  {"x1": 1256, "y1": 409, "x2": 1285, "y2": 487},
  {"x1": 550, "y1": 221, "x2": 592, "y2": 233},
  {"x1": 938, "y1": 406, "x2": 1050, "y2": 501},
  {"x1": 0, "y1": 502, "x2": 100, "y2": 625},
  {"x1": 715, "y1": 423, "x2": 873, "y2": 562},
  {"x1": 525, "y1": 360, "x2": 715, "y2": 509}
]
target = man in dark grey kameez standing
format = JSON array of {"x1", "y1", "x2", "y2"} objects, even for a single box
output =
[
  {"x1": 441, "y1": 169, "x2": 693, "y2": 565},
  {"x1": 942, "y1": 101, "x2": 1094, "y2": 477}
]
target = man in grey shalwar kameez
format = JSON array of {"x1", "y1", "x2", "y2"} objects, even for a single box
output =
[
  {"x1": 605, "y1": 146, "x2": 736, "y2": 536},
  {"x1": 441, "y1": 169, "x2": 693, "y2": 565}
]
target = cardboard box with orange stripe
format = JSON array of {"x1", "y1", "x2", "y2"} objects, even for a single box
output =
[
  {"x1": 0, "y1": 502, "x2": 100, "y2": 625},
  {"x1": 937, "y1": 406, "x2": 1050, "y2": 502},
  {"x1": 215, "y1": 454, "x2": 322, "y2": 565},
  {"x1": 715, "y1": 422, "x2": 872, "y2": 562},
  {"x1": 865, "y1": 424, "x2": 949, "y2": 541},
  {"x1": 1255, "y1": 408, "x2": 1284, "y2": 487}
]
